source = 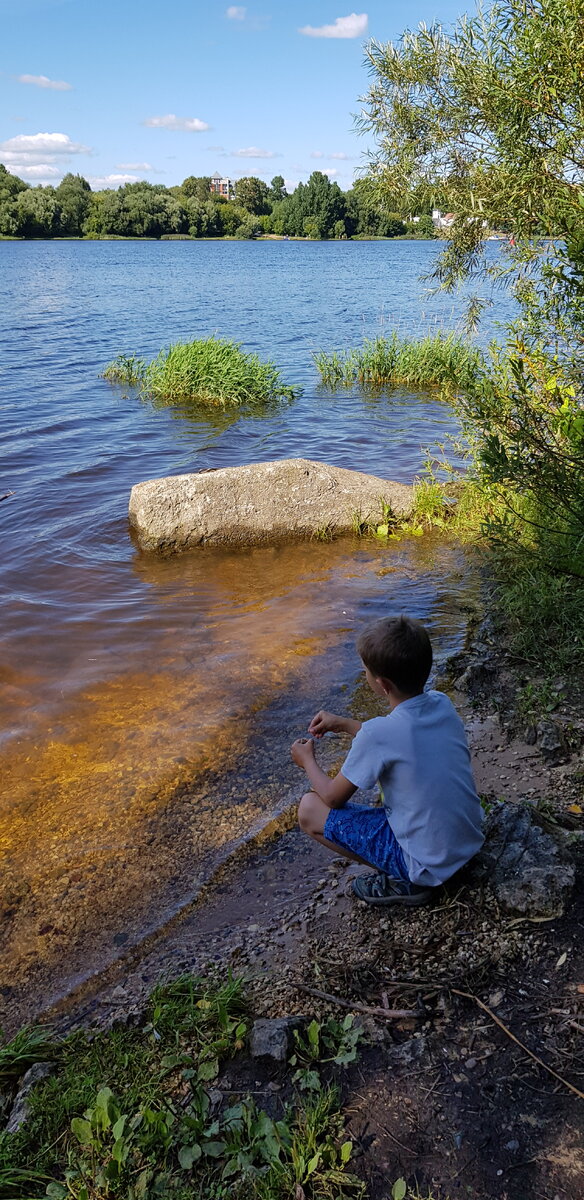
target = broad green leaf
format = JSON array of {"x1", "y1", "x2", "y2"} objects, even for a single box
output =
[
  {"x1": 197, "y1": 1057, "x2": 219, "y2": 1082},
  {"x1": 71, "y1": 1117, "x2": 93, "y2": 1145},
  {"x1": 392, "y1": 1179, "x2": 407, "y2": 1200},
  {"x1": 306, "y1": 1152, "x2": 320, "y2": 1176}
]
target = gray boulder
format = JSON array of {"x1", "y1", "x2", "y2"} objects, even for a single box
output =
[
  {"x1": 474, "y1": 803, "x2": 575, "y2": 917},
  {"x1": 129, "y1": 458, "x2": 413, "y2": 553}
]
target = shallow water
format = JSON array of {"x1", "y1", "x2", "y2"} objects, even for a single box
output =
[{"x1": 0, "y1": 240, "x2": 508, "y2": 1019}]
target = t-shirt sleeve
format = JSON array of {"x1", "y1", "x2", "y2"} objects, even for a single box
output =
[{"x1": 341, "y1": 719, "x2": 394, "y2": 790}]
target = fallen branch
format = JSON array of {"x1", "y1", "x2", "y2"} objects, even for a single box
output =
[
  {"x1": 0, "y1": 491, "x2": 14, "y2": 503},
  {"x1": 452, "y1": 988, "x2": 584, "y2": 1101},
  {"x1": 293, "y1": 982, "x2": 417, "y2": 1021}
]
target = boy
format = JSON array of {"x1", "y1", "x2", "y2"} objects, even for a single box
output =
[{"x1": 290, "y1": 615, "x2": 483, "y2": 906}]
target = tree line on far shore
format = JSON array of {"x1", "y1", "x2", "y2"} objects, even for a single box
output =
[{"x1": 0, "y1": 166, "x2": 439, "y2": 241}]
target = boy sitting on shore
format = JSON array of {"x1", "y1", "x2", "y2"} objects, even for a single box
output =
[{"x1": 290, "y1": 615, "x2": 483, "y2": 905}]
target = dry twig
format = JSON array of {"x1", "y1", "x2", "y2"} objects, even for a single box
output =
[
  {"x1": 293, "y1": 982, "x2": 417, "y2": 1020},
  {"x1": 452, "y1": 988, "x2": 584, "y2": 1101}
]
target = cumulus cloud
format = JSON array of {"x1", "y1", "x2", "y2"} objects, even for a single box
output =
[
  {"x1": 299, "y1": 12, "x2": 368, "y2": 38},
  {"x1": 18, "y1": 73, "x2": 72, "y2": 90},
  {"x1": 116, "y1": 161, "x2": 153, "y2": 170},
  {"x1": 0, "y1": 132, "x2": 91, "y2": 178},
  {"x1": 226, "y1": 5, "x2": 246, "y2": 17},
  {"x1": 88, "y1": 174, "x2": 139, "y2": 188},
  {"x1": 322, "y1": 167, "x2": 338, "y2": 177},
  {"x1": 143, "y1": 114, "x2": 210, "y2": 132},
  {"x1": 311, "y1": 150, "x2": 354, "y2": 161},
  {"x1": 0, "y1": 131, "x2": 89, "y2": 157},
  {"x1": 233, "y1": 146, "x2": 278, "y2": 158},
  {"x1": 13, "y1": 163, "x2": 61, "y2": 179}
]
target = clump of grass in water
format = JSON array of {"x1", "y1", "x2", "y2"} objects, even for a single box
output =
[
  {"x1": 145, "y1": 337, "x2": 298, "y2": 408},
  {"x1": 102, "y1": 338, "x2": 299, "y2": 409},
  {"x1": 101, "y1": 354, "x2": 146, "y2": 385},
  {"x1": 314, "y1": 332, "x2": 483, "y2": 394}
]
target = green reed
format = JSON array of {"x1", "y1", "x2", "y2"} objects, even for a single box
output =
[
  {"x1": 314, "y1": 332, "x2": 483, "y2": 393},
  {"x1": 102, "y1": 338, "x2": 298, "y2": 409},
  {"x1": 144, "y1": 337, "x2": 297, "y2": 408},
  {"x1": 101, "y1": 354, "x2": 147, "y2": 385}
]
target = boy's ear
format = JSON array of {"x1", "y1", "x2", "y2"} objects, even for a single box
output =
[{"x1": 377, "y1": 675, "x2": 396, "y2": 697}]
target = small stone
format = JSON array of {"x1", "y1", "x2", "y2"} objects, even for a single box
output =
[
  {"x1": 6, "y1": 1063, "x2": 55, "y2": 1133},
  {"x1": 464, "y1": 1057, "x2": 477, "y2": 1069},
  {"x1": 250, "y1": 1017, "x2": 301, "y2": 1062},
  {"x1": 111, "y1": 985, "x2": 128, "y2": 1003}
]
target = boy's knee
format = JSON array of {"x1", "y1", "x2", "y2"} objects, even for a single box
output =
[{"x1": 298, "y1": 791, "x2": 323, "y2": 835}]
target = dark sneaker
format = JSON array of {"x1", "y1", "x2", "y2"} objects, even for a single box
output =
[{"x1": 352, "y1": 872, "x2": 436, "y2": 907}]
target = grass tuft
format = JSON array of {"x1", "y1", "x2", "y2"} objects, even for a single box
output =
[
  {"x1": 102, "y1": 338, "x2": 299, "y2": 409},
  {"x1": 0, "y1": 1026, "x2": 60, "y2": 1088},
  {"x1": 314, "y1": 332, "x2": 483, "y2": 395},
  {"x1": 101, "y1": 354, "x2": 147, "y2": 385}
]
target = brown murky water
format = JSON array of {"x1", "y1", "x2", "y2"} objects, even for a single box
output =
[{"x1": 0, "y1": 534, "x2": 478, "y2": 1029}]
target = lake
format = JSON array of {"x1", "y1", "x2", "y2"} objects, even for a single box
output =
[{"x1": 0, "y1": 239, "x2": 511, "y2": 1024}]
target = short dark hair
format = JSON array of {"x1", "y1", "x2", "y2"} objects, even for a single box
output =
[{"x1": 356, "y1": 616, "x2": 432, "y2": 694}]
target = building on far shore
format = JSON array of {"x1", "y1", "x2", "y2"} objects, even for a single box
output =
[
  {"x1": 210, "y1": 174, "x2": 235, "y2": 199},
  {"x1": 432, "y1": 209, "x2": 456, "y2": 230}
]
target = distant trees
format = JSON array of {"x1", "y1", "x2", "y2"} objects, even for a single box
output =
[
  {"x1": 0, "y1": 164, "x2": 432, "y2": 241},
  {"x1": 234, "y1": 176, "x2": 270, "y2": 214}
]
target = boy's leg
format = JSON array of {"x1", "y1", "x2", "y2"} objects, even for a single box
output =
[{"x1": 297, "y1": 791, "x2": 375, "y2": 867}]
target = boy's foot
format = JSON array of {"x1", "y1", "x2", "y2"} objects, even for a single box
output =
[{"x1": 352, "y1": 872, "x2": 435, "y2": 906}]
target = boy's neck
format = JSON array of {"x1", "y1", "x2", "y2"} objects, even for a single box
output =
[{"x1": 386, "y1": 686, "x2": 424, "y2": 711}]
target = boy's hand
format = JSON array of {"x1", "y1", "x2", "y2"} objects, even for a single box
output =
[
  {"x1": 290, "y1": 737, "x2": 316, "y2": 767},
  {"x1": 308, "y1": 710, "x2": 339, "y2": 738}
]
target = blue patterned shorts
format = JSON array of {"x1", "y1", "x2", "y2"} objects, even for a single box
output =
[{"x1": 323, "y1": 804, "x2": 410, "y2": 880}]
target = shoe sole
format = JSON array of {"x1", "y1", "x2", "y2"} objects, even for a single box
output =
[{"x1": 351, "y1": 882, "x2": 433, "y2": 907}]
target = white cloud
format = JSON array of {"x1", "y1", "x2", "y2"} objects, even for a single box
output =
[
  {"x1": 226, "y1": 5, "x2": 246, "y2": 17},
  {"x1": 116, "y1": 161, "x2": 153, "y2": 170},
  {"x1": 12, "y1": 163, "x2": 61, "y2": 179},
  {"x1": 88, "y1": 173, "x2": 139, "y2": 188},
  {"x1": 0, "y1": 131, "x2": 89, "y2": 158},
  {"x1": 299, "y1": 12, "x2": 368, "y2": 38},
  {"x1": 311, "y1": 149, "x2": 354, "y2": 161},
  {"x1": 18, "y1": 73, "x2": 72, "y2": 90},
  {"x1": 143, "y1": 114, "x2": 210, "y2": 132},
  {"x1": 233, "y1": 146, "x2": 278, "y2": 158},
  {"x1": 322, "y1": 168, "x2": 338, "y2": 177}
]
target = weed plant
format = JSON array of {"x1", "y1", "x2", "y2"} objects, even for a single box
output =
[
  {"x1": 314, "y1": 333, "x2": 483, "y2": 394},
  {"x1": 0, "y1": 974, "x2": 365, "y2": 1200}
]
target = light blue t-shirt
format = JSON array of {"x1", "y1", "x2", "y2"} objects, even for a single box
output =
[{"x1": 341, "y1": 690, "x2": 484, "y2": 886}]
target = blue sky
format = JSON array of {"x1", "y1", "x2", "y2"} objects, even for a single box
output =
[{"x1": 1, "y1": 0, "x2": 470, "y2": 191}]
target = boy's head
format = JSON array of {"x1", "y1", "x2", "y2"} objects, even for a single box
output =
[{"x1": 357, "y1": 615, "x2": 432, "y2": 697}]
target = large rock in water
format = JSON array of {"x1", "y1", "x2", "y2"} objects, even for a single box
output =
[{"x1": 129, "y1": 458, "x2": 413, "y2": 553}]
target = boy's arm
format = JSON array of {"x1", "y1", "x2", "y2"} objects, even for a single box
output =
[
  {"x1": 308, "y1": 710, "x2": 362, "y2": 739},
  {"x1": 290, "y1": 738, "x2": 357, "y2": 809}
]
